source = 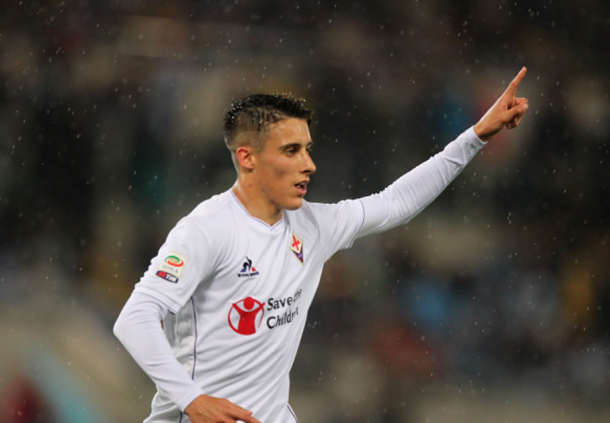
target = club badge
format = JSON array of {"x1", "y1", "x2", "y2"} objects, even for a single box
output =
[{"x1": 290, "y1": 232, "x2": 304, "y2": 264}]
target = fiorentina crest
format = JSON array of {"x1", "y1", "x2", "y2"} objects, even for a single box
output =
[{"x1": 290, "y1": 232, "x2": 304, "y2": 264}]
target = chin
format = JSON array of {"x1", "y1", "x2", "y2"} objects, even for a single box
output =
[{"x1": 284, "y1": 199, "x2": 304, "y2": 211}]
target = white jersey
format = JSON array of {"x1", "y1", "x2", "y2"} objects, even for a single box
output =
[
  {"x1": 114, "y1": 127, "x2": 485, "y2": 423},
  {"x1": 135, "y1": 189, "x2": 366, "y2": 423}
]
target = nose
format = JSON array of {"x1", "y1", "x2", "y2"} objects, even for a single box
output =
[{"x1": 302, "y1": 150, "x2": 316, "y2": 174}]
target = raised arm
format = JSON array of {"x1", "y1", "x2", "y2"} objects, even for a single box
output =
[
  {"x1": 356, "y1": 68, "x2": 530, "y2": 238},
  {"x1": 473, "y1": 67, "x2": 529, "y2": 141}
]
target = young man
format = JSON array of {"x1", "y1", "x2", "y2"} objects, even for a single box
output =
[{"x1": 114, "y1": 68, "x2": 529, "y2": 423}]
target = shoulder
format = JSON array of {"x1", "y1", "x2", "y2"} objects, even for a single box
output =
[
  {"x1": 189, "y1": 191, "x2": 233, "y2": 220},
  {"x1": 289, "y1": 199, "x2": 319, "y2": 221},
  {"x1": 297, "y1": 198, "x2": 366, "y2": 235},
  {"x1": 299, "y1": 198, "x2": 362, "y2": 217},
  {"x1": 290, "y1": 198, "x2": 366, "y2": 258},
  {"x1": 172, "y1": 191, "x2": 236, "y2": 241},
  {"x1": 288, "y1": 198, "x2": 360, "y2": 228}
]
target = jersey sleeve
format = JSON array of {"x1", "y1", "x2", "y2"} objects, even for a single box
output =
[
  {"x1": 134, "y1": 216, "x2": 214, "y2": 313},
  {"x1": 113, "y1": 292, "x2": 205, "y2": 411},
  {"x1": 356, "y1": 126, "x2": 485, "y2": 238},
  {"x1": 310, "y1": 127, "x2": 484, "y2": 259}
]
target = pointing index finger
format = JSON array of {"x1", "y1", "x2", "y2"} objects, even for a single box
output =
[{"x1": 505, "y1": 66, "x2": 527, "y2": 95}]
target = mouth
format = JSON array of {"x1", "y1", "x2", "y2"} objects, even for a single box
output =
[{"x1": 295, "y1": 181, "x2": 309, "y2": 195}]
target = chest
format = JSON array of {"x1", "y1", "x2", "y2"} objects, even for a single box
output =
[
  {"x1": 204, "y1": 220, "x2": 322, "y2": 301},
  {"x1": 191, "y1": 220, "x2": 322, "y2": 336}
]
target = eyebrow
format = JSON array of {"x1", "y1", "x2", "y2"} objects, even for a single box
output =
[{"x1": 280, "y1": 141, "x2": 313, "y2": 151}]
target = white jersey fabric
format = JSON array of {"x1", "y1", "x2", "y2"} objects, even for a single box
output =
[{"x1": 114, "y1": 127, "x2": 485, "y2": 423}]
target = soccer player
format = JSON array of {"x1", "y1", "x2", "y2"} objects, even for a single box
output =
[{"x1": 114, "y1": 68, "x2": 529, "y2": 423}]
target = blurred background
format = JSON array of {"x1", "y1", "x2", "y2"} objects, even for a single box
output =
[{"x1": 1, "y1": 0, "x2": 609, "y2": 422}]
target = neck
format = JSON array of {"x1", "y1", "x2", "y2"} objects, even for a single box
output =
[{"x1": 231, "y1": 181, "x2": 283, "y2": 226}]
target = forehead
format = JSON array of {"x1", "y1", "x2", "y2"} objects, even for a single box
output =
[{"x1": 263, "y1": 118, "x2": 311, "y2": 147}]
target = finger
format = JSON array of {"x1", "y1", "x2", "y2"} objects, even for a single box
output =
[
  {"x1": 233, "y1": 410, "x2": 261, "y2": 423},
  {"x1": 228, "y1": 407, "x2": 260, "y2": 423},
  {"x1": 506, "y1": 102, "x2": 529, "y2": 129},
  {"x1": 503, "y1": 102, "x2": 528, "y2": 128},
  {"x1": 511, "y1": 97, "x2": 527, "y2": 108},
  {"x1": 504, "y1": 66, "x2": 527, "y2": 96},
  {"x1": 510, "y1": 113, "x2": 524, "y2": 129},
  {"x1": 217, "y1": 397, "x2": 262, "y2": 423},
  {"x1": 513, "y1": 99, "x2": 529, "y2": 125}
]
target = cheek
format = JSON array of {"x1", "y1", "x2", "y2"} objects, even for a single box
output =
[
  {"x1": 268, "y1": 159, "x2": 294, "y2": 178},
  {"x1": 260, "y1": 161, "x2": 292, "y2": 191}
]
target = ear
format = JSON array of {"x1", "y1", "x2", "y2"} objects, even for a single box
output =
[{"x1": 236, "y1": 145, "x2": 256, "y2": 171}]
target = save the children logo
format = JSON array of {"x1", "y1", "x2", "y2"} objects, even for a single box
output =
[
  {"x1": 237, "y1": 256, "x2": 260, "y2": 278},
  {"x1": 156, "y1": 252, "x2": 187, "y2": 283},
  {"x1": 228, "y1": 289, "x2": 303, "y2": 335},
  {"x1": 228, "y1": 297, "x2": 265, "y2": 335}
]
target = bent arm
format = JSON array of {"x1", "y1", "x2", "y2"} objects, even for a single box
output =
[
  {"x1": 113, "y1": 292, "x2": 204, "y2": 411},
  {"x1": 357, "y1": 126, "x2": 485, "y2": 238}
]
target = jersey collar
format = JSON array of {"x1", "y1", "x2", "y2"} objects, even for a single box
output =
[{"x1": 229, "y1": 189, "x2": 285, "y2": 230}]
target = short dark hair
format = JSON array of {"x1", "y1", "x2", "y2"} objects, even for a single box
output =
[{"x1": 223, "y1": 93, "x2": 313, "y2": 169}]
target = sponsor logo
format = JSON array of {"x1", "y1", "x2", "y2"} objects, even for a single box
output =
[
  {"x1": 237, "y1": 257, "x2": 259, "y2": 278},
  {"x1": 266, "y1": 289, "x2": 302, "y2": 329},
  {"x1": 156, "y1": 271, "x2": 178, "y2": 283},
  {"x1": 290, "y1": 232, "x2": 304, "y2": 264},
  {"x1": 228, "y1": 297, "x2": 265, "y2": 335},
  {"x1": 228, "y1": 289, "x2": 303, "y2": 335},
  {"x1": 266, "y1": 289, "x2": 302, "y2": 311},
  {"x1": 267, "y1": 308, "x2": 299, "y2": 329},
  {"x1": 156, "y1": 252, "x2": 187, "y2": 283}
]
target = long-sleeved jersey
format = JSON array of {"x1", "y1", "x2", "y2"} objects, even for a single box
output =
[{"x1": 114, "y1": 127, "x2": 485, "y2": 423}]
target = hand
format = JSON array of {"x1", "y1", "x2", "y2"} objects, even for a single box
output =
[
  {"x1": 473, "y1": 67, "x2": 529, "y2": 141},
  {"x1": 184, "y1": 394, "x2": 262, "y2": 423}
]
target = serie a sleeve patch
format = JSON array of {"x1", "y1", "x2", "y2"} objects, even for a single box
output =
[{"x1": 156, "y1": 253, "x2": 187, "y2": 283}]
